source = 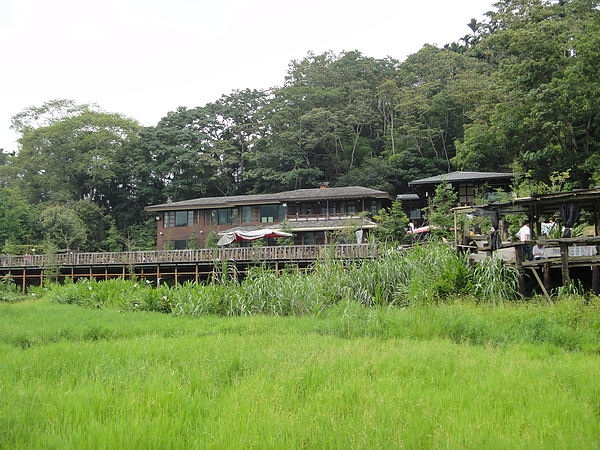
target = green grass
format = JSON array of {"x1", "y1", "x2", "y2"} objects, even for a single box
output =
[{"x1": 2, "y1": 299, "x2": 600, "y2": 448}]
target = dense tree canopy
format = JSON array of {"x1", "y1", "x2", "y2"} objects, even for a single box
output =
[
  {"x1": 2, "y1": 0, "x2": 599, "y2": 251},
  {"x1": 453, "y1": 0, "x2": 600, "y2": 188}
]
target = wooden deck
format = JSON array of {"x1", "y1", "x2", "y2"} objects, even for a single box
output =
[
  {"x1": 0, "y1": 244, "x2": 378, "y2": 293},
  {"x1": 467, "y1": 236, "x2": 600, "y2": 297}
]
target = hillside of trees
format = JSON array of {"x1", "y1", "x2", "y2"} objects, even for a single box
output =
[{"x1": 1, "y1": 0, "x2": 599, "y2": 252}]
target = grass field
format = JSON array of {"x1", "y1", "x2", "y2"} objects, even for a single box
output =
[{"x1": 2, "y1": 298, "x2": 600, "y2": 449}]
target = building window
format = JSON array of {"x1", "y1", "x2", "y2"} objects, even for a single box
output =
[
  {"x1": 410, "y1": 208, "x2": 422, "y2": 220},
  {"x1": 370, "y1": 200, "x2": 378, "y2": 214},
  {"x1": 164, "y1": 210, "x2": 196, "y2": 227},
  {"x1": 164, "y1": 240, "x2": 188, "y2": 250},
  {"x1": 260, "y1": 205, "x2": 284, "y2": 223},
  {"x1": 339, "y1": 201, "x2": 358, "y2": 214},
  {"x1": 242, "y1": 206, "x2": 251, "y2": 223},
  {"x1": 241, "y1": 206, "x2": 260, "y2": 223},
  {"x1": 458, "y1": 183, "x2": 475, "y2": 205},
  {"x1": 211, "y1": 208, "x2": 234, "y2": 225},
  {"x1": 174, "y1": 240, "x2": 187, "y2": 250},
  {"x1": 219, "y1": 209, "x2": 231, "y2": 225}
]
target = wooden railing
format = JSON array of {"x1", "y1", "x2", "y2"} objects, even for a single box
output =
[
  {"x1": 286, "y1": 213, "x2": 361, "y2": 221},
  {"x1": 0, "y1": 244, "x2": 378, "y2": 268}
]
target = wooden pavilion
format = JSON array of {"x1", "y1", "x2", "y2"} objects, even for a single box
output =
[{"x1": 454, "y1": 187, "x2": 600, "y2": 297}]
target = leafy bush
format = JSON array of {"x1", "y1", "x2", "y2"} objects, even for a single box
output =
[{"x1": 0, "y1": 276, "x2": 23, "y2": 303}]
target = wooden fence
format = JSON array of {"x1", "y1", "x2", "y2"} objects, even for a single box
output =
[{"x1": 1, "y1": 244, "x2": 378, "y2": 268}]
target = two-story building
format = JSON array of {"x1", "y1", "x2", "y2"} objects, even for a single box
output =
[{"x1": 145, "y1": 186, "x2": 394, "y2": 249}]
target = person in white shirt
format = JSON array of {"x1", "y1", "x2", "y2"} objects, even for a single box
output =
[
  {"x1": 533, "y1": 242, "x2": 545, "y2": 260},
  {"x1": 517, "y1": 221, "x2": 533, "y2": 261}
]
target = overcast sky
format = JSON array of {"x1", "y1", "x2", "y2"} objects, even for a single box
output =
[{"x1": 0, "y1": 0, "x2": 492, "y2": 153}]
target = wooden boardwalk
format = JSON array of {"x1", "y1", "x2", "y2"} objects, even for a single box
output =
[{"x1": 1, "y1": 244, "x2": 378, "y2": 293}]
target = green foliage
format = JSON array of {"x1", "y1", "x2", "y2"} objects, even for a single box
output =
[
  {"x1": 13, "y1": 100, "x2": 140, "y2": 204},
  {"x1": 0, "y1": 188, "x2": 41, "y2": 248},
  {"x1": 39, "y1": 205, "x2": 87, "y2": 251},
  {"x1": 275, "y1": 221, "x2": 295, "y2": 246},
  {"x1": 0, "y1": 276, "x2": 21, "y2": 302},
  {"x1": 204, "y1": 230, "x2": 219, "y2": 249},
  {"x1": 100, "y1": 223, "x2": 124, "y2": 252},
  {"x1": 251, "y1": 238, "x2": 266, "y2": 247},
  {"x1": 72, "y1": 200, "x2": 115, "y2": 252},
  {"x1": 334, "y1": 157, "x2": 404, "y2": 195},
  {"x1": 373, "y1": 201, "x2": 409, "y2": 243},
  {"x1": 457, "y1": 0, "x2": 600, "y2": 186},
  {"x1": 122, "y1": 218, "x2": 156, "y2": 251},
  {"x1": 471, "y1": 255, "x2": 520, "y2": 304},
  {"x1": 427, "y1": 182, "x2": 458, "y2": 239}
]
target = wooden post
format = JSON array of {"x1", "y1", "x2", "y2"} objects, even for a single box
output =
[
  {"x1": 593, "y1": 265, "x2": 600, "y2": 295},
  {"x1": 594, "y1": 205, "x2": 599, "y2": 238},
  {"x1": 543, "y1": 262, "x2": 550, "y2": 293},
  {"x1": 559, "y1": 241, "x2": 570, "y2": 286},
  {"x1": 454, "y1": 210, "x2": 458, "y2": 250},
  {"x1": 514, "y1": 243, "x2": 526, "y2": 296},
  {"x1": 22, "y1": 268, "x2": 26, "y2": 295}
]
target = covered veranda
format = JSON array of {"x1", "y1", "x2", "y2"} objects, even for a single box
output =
[{"x1": 454, "y1": 187, "x2": 600, "y2": 297}]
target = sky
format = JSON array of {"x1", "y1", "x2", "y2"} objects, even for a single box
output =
[{"x1": 0, "y1": 0, "x2": 492, "y2": 153}]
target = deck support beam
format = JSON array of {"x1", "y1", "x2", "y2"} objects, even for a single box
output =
[{"x1": 559, "y1": 242, "x2": 571, "y2": 286}]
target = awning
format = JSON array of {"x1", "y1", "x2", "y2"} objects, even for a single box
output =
[{"x1": 217, "y1": 228, "x2": 293, "y2": 246}]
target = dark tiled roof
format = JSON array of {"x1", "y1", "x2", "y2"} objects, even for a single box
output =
[
  {"x1": 409, "y1": 171, "x2": 514, "y2": 186},
  {"x1": 145, "y1": 186, "x2": 393, "y2": 210}
]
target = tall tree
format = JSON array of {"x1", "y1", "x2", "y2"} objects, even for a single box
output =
[
  {"x1": 392, "y1": 45, "x2": 487, "y2": 176},
  {"x1": 138, "y1": 89, "x2": 269, "y2": 201},
  {"x1": 11, "y1": 100, "x2": 140, "y2": 206},
  {"x1": 0, "y1": 188, "x2": 41, "y2": 249},
  {"x1": 39, "y1": 205, "x2": 87, "y2": 251}
]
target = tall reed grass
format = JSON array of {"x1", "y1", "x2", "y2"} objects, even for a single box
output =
[{"x1": 26, "y1": 243, "x2": 521, "y2": 317}]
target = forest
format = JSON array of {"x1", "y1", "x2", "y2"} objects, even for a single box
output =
[{"x1": 0, "y1": 0, "x2": 598, "y2": 253}]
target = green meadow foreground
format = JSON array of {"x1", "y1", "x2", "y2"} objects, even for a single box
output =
[{"x1": 2, "y1": 297, "x2": 600, "y2": 449}]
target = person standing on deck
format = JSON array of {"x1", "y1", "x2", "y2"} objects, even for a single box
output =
[{"x1": 517, "y1": 221, "x2": 533, "y2": 261}]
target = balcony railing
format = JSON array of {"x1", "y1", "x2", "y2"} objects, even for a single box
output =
[{"x1": 286, "y1": 213, "x2": 363, "y2": 221}]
